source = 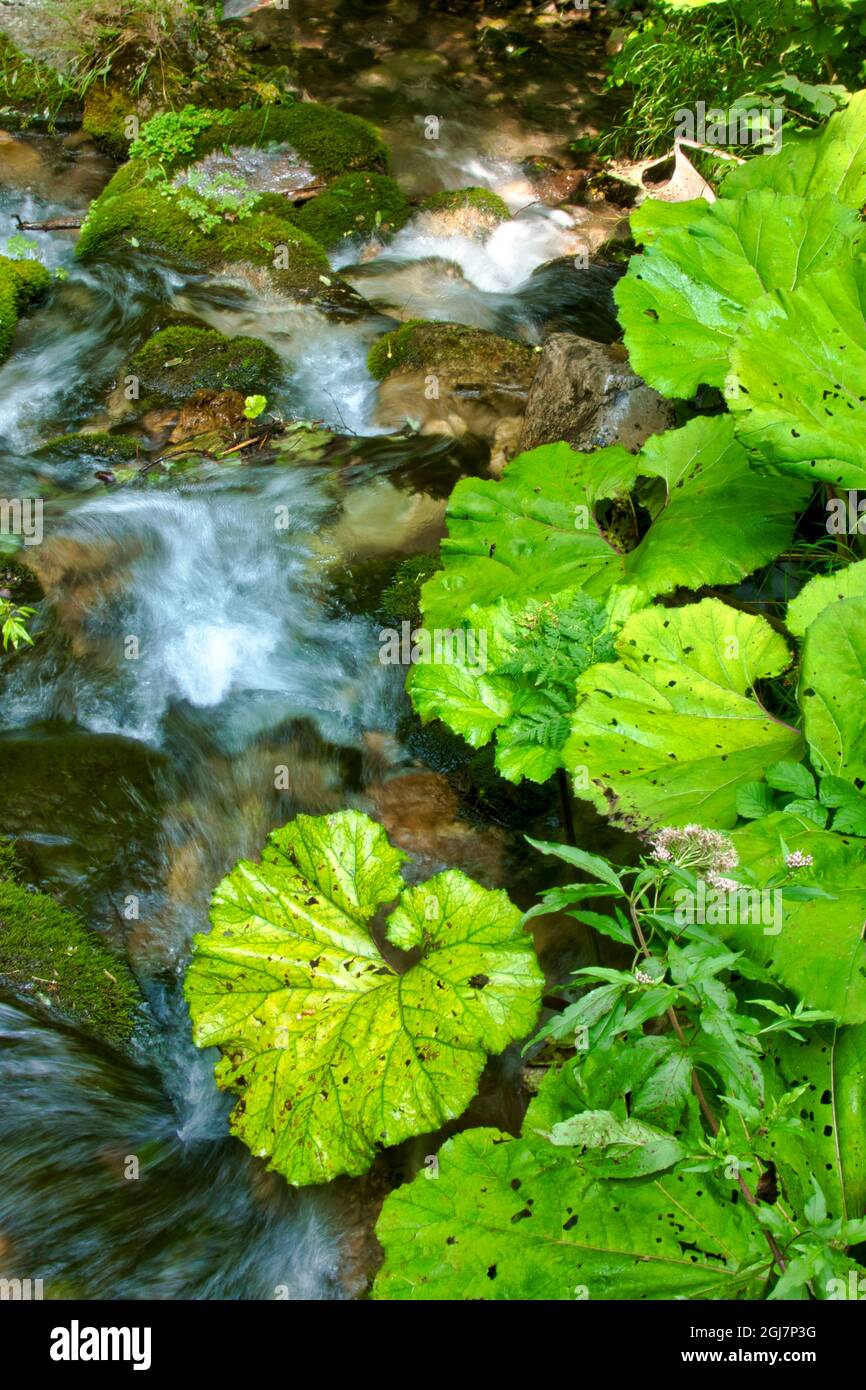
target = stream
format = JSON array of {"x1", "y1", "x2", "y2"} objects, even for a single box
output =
[{"x1": 0, "y1": 3, "x2": 617, "y2": 1298}]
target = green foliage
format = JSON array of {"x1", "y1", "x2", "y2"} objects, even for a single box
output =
[
  {"x1": 128, "y1": 103, "x2": 215, "y2": 164},
  {"x1": 374, "y1": 833, "x2": 866, "y2": 1299},
  {"x1": 184, "y1": 810, "x2": 543, "y2": 1186},
  {"x1": 616, "y1": 189, "x2": 864, "y2": 396},
  {"x1": 0, "y1": 600, "x2": 36, "y2": 652},
  {"x1": 564, "y1": 598, "x2": 802, "y2": 829},
  {"x1": 242, "y1": 394, "x2": 267, "y2": 420}
]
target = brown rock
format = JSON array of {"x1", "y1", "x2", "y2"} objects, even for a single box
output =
[
  {"x1": 168, "y1": 390, "x2": 247, "y2": 446},
  {"x1": 518, "y1": 332, "x2": 676, "y2": 454}
]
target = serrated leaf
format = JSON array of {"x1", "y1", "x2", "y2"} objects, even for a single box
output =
[
  {"x1": 185, "y1": 810, "x2": 543, "y2": 1185},
  {"x1": 765, "y1": 759, "x2": 816, "y2": 798},
  {"x1": 736, "y1": 781, "x2": 778, "y2": 819},
  {"x1": 564, "y1": 598, "x2": 801, "y2": 829},
  {"x1": 544, "y1": 1109, "x2": 685, "y2": 1177}
]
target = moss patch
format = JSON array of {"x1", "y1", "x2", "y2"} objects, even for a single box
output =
[
  {"x1": 420, "y1": 187, "x2": 510, "y2": 221},
  {"x1": 292, "y1": 172, "x2": 409, "y2": 250},
  {"x1": 0, "y1": 256, "x2": 52, "y2": 362},
  {"x1": 367, "y1": 320, "x2": 535, "y2": 383},
  {"x1": 192, "y1": 103, "x2": 389, "y2": 180},
  {"x1": 82, "y1": 82, "x2": 135, "y2": 161},
  {"x1": 379, "y1": 554, "x2": 440, "y2": 627},
  {"x1": 128, "y1": 325, "x2": 282, "y2": 408},
  {"x1": 0, "y1": 33, "x2": 77, "y2": 123},
  {"x1": 0, "y1": 840, "x2": 141, "y2": 1050},
  {"x1": 37, "y1": 432, "x2": 142, "y2": 463}
]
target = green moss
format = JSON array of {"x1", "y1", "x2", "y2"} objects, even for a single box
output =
[
  {"x1": 0, "y1": 33, "x2": 76, "y2": 118},
  {"x1": 195, "y1": 103, "x2": 390, "y2": 179},
  {"x1": 292, "y1": 172, "x2": 409, "y2": 250},
  {"x1": 367, "y1": 320, "x2": 535, "y2": 384},
  {"x1": 0, "y1": 841, "x2": 141, "y2": 1051},
  {"x1": 128, "y1": 325, "x2": 282, "y2": 407},
  {"x1": 420, "y1": 187, "x2": 510, "y2": 222},
  {"x1": 379, "y1": 554, "x2": 440, "y2": 628},
  {"x1": 0, "y1": 256, "x2": 52, "y2": 362},
  {"x1": 82, "y1": 82, "x2": 136, "y2": 161},
  {"x1": 37, "y1": 432, "x2": 142, "y2": 463}
]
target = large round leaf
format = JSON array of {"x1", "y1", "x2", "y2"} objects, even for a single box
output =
[
  {"x1": 184, "y1": 810, "x2": 543, "y2": 1185},
  {"x1": 799, "y1": 596, "x2": 866, "y2": 783},
  {"x1": 564, "y1": 599, "x2": 801, "y2": 829},
  {"x1": 787, "y1": 559, "x2": 866, "y2": 638},
  {"x1": 726, "y1": 259, "x2": 866, "y2": 487},
  {"x1": 420, "y1": 418, "x2": 807, "y2": 630},
  {"x1": 616, "y1": 190, "x2": 863, "y2": 397},
  {"x1": 372, "y1": 1127, "x2": 768, "y2": 1300}
]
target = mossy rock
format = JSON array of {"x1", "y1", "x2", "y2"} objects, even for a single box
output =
[
  {"x1": 0, "y1": 840, "x2": 141, "y2": 1051},
  {"x1": 75, "y1": 164, "x2": 363, "y2": 310},
  {"x1": 36, "y1": 432, "x2": 142, "y2": 463},
  {"x1": 0, "y1": 255, "x2": 51, "y2": 361},
  {"x1": 292, "y1": 172, "x2": 409, "y2": 250},
  {"x1": 128, "y1": 325, "x2": 282, "y2": 408},
  {"x1": 420, "y1": 187, "x2": 510, "y2": 222},
  {"x1": 0, "y1": 33, "x2": 78, "y2": 125},
  {"x1": 367, "y1": 320, "x2": 536, "y2": 384}
]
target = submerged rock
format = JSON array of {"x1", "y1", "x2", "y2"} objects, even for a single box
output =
[
  {"x1": 0, "y1": 253, "x2": 51, "y2": 361},
  {"x1": 519, "y1": 332, "x2": 676, "y2": 454}
]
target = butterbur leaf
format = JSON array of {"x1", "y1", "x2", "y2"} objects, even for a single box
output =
[
  {"x1": 616, "y1": 189, "x2": 863, "y2": 397},
  {"x1": 185, "y1": 810, "x2": 543, "y2": 1185},
  {"x1": 799, "y1": 597, "x2": 866, "y2": 783},
  {"x1": 372, "y1": 1128, "x2": 768, "y2": 1300},
  {"x1": 419, "y1": 418, "x2": 807, "y2": 630},
  {"x1": 786, "y1": 560, "x2": 866, "y2": 639},
  {"x1": 762, "y1": 1025, "x2": 866, "y2": 1225},
  {"x1": 564, "y1": 598, "x2": 801, "y2": 829},
  {"x1": 726, "y1": 260, "x2": 866, "y2": 487}
]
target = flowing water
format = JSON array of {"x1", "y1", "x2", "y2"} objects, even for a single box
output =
[{"x1": 0, "y1": 6, "x2": 616, "y2": 1298}]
